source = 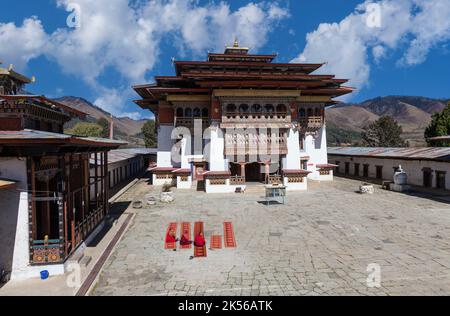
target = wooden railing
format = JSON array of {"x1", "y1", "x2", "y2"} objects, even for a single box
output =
[
  {"x1": 225, "y1": 133, "x2": 288, "y2": 155},
  {"x1": 230, "y1": 176, "x2": 245, "y2": 185},
  {"x1": 267, "y1": 175, "x2": 282, "y2": 185},
  {"x1": 298, "y1": 116, "x2": 323, "y2": 130},
  {"x1": 175, "y1": 117, "x2": 209, "y2": 128},
  {"x1": 222, "y1": 112, "x2": 291, "y2": 124}
]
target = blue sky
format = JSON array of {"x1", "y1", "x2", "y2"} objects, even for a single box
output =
[{"x1": 1, "y1": 0, "x2": 449, "y2": 119}]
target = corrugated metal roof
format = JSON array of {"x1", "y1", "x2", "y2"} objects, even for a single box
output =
[
  {"x1": 0, "y1": 129, "x2": 126, "y2": 147},
  {"x1": 92, "y1": 148, "x2": 155, "y2": 165},
  {"x1": 328, "y1": 147, "x2": 450, "y2": 161}
]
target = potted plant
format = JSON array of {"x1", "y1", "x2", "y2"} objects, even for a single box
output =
[{"x1": 160, "y1": 183, "x2": 175, "y2": 203}]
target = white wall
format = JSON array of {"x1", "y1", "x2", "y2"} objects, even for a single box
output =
[
  {"x1": 285, "y1": 128, "x2": 301, "y2": 170},
  {"x1": 283, "y1": 176, "x2": 308, "y2": 191},
  {"x1": 0, "y1": 157, "x2": 30, "y2": 279},
  {"x1": 157, "y1": 125, "x2": 174, "y2": 167},
  {"x1": 304, "y1": 125, "x2": 328, "y2": 179},
  {"x1": 205, "y1": 178, "x2": 234, "y2": 193},
  {"x1": 330, "y1": 155, "x2": 450, "y2": 190},
  {"x1": 207, "y1": 125, "x2": 226, "y2": 171}
]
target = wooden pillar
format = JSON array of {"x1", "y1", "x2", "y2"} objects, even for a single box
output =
[
  {"x1": 240, "y1": 163, "x2": 246, "y2": 180},
  {"x1": 94, "y1": 152, "x2": 98, "y2": 210},
  {"x1": 30, "y1": 158, "x2": 37, "y2": 240},
  {"x1": 69, "y1": 154, "x2": 75, "y2": 251},
  {"x1": 265, "y1": 161, "x2": 270, "y2": 183},
  {"x1": 103, "y1": 151, "x2": 109, "y2": 215},
  {"x1": 61, "y1": 155, "x2": 69, "y2": 257}
]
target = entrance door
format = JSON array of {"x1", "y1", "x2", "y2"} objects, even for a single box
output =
[
  {"x1": 423, "y1": 170, "x2": 432, "y2": 187},
  {"x1": 245, "y1": 162, "x2": 263, "y2": 182},
  {"x1": 436, "y1": 171, "x2": 446, "y2": 189}
]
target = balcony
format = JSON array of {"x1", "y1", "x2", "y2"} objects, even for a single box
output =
[
  {"x1": 175, "y1": 117, "x2": 209, "y2": 129},
  {"x1": 298, "y1": 116, "x2": 324, "y2": 132},
  {"x1": 221, "y1": 112, "x2": 291, "y2": 128},
  {"x1": 225, "y1": 133, "x2": 288, "y2": 156}
]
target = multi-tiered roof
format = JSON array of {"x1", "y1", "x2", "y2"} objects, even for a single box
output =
[{"x1": 133, "y1": 40, "x2": 354, "y2": 113}]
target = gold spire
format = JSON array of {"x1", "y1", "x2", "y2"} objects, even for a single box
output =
[{"x1": 233, "y1": 37, "x2": 239, "y2": 48}]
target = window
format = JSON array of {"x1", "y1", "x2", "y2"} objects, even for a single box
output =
[
  {"x1": 436, "y1": 171, "x2": 446, "y2": 189},
  {"x1": 226, "y1": 104, "x2": 236, "y2": 113},
  {"x1": 239, "y1": 104, "x2": 249, "y2": 113},
  {"x1": 363, "y1": 164, "x2": 369, "y2": 178},
  {"x1": 176, "y1": 108, "x2": 184, "y2": 117},
  {"x1": 202, "y1": 108, "x2": 208, "y2": 117},
  {"x1": 376, "y1": 165, "x2": 383, "y2": 180},
  {"x1": 193, "y1": 108, "x2": 201, "y2": 117},
  {"x1": 354, "y1": 163, "x2": 360, "y2": 176},
  {"x1": 185, "y1": 108, "x2": 192, "y2": 117},
  {"x1": 345, "y1": 162, "x2": 350, "y2": 175},
  {"x1": 251, "y1": 104, "x2": 262, "y2": 113},
  {"x1": 264, "y1": 104, "x2": 274, "y2": 113},
  {"x1": 299, "y1": 108, "x2": 306, "y2": 117},
  {"x1": 276, "y1": 104, "x2": 287, "y2": 113}
]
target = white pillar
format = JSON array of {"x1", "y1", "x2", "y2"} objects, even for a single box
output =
[
  {"x1": 157, "y1": 125, "x2": 174, "y2": 168},
  {"x1": 305, "y1": 125, "x2": 328, "y2": 179},
  {"x1": 285, "y1": 128, "x2": 301, "y2": 170},
  {"x1": 208, "y1": 125, "x2": 226, "y2": 171}
]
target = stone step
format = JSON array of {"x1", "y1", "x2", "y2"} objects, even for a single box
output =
[
  {"x1": 68, "y1": 251, "x2": 84, "y2": 264},
  {"x1": 79, "y1": 255, "x2": 92, "y2": 268}
]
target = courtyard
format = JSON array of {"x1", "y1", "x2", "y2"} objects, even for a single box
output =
[{"x1": 91, "y1": 176, "x2": 450, "y2": 296}]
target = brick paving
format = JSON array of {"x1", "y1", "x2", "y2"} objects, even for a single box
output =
[{"x1": 91, "y1": 177, "x2": 450, "y2": 296}]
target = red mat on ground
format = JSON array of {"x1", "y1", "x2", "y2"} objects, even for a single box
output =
[
  {"x1": 164, "y1": 222, "x2": 178, "y2": 249},
  {"x1": 210, "y1": 235, "x2": 222, "y2": 249},
  {"x1": 193, "y1": 221, "x2": 207, "y2": 257},
  {"x1": 223, "y1": 222, "x2": 237, "y2": 248},
  {"x1": 180, "y1": 222, "x2": 192, "y2": 249}
]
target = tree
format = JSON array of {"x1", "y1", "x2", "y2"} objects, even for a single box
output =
[
  {"x1": 425, "y1": 102, "x2": 450, "y2": 147},
  {"x1": 142, "y1": 120, "x2": 157, "y2": 148},
  {"x1": 66, "y1": 122, "x2": 105, "y2": 138},
  {"x1": 97, "y1": 117, "x2": 110, "y2": 138},
  {"x1": 361, "y1": 115, "x2": 407, "y2": 147}
]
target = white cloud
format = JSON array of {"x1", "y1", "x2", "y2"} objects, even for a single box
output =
[
  {"x1": 292, "y1": 0, "x2": 450, "y2": 99},
  {"x1": 0, "y1": 0, "x2": 289, "y2": 118},
  {"x1": 0, "y1": 17, "x2": 48, "y2": 71}
]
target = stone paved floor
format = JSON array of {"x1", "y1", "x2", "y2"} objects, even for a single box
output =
[{"x1": 91, "y1": 177, "x2": 450, "y2": 296}]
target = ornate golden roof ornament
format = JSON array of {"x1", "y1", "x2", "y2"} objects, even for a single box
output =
[{"x1": 233, "y1": 37, "x2": 239, "y2": 48}]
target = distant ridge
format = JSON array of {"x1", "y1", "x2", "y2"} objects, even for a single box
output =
[
  {"x1": 56, "y1": 96, "x2": 148, "y2": 147},
  {"x1": 326, "y1": 96, "x2": 449, "y2": 146}
]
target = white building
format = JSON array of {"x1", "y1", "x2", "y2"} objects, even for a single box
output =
[
  {"x1": 134, "y1": 42, "x2": 353, "y2": 193},
  {"x1": 329, "y1": 147, "x2": 450, "y2": 191}
]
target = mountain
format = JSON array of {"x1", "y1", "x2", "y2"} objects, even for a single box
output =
[
  {"x1": 56, "y1": 96, "x2": 148, "y2": 147},
  {"x1": 326, "y1": 96, "x2": 449, "y2": 146}
]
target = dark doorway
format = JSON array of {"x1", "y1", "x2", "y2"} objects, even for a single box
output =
[
  {"x1": 246, "y1": 162, "x2": 263, "y2": 182},
  {"x1": 423, "y1": 170, "x2": 432, "y2": 188},
  {"x1": 436, "y1": 171, "x2": 446, "y2": 189},
  {"x1": 345, "y1": 162, "x2": 350, "y2": 175},
  {"x1": 354, "y1": 163, "x2": 360, "y2": 177},
  {"x1": 363, "y1": 164, "x2": 369, "y2": 178},
  {"x1": 376, "y1": 165, "x2": 383, "y2": 180}
]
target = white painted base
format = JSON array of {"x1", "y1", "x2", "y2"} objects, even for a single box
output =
[
  {"x1": 317, "y1": 171, "x2": 334, "y2": 181},
  {"x1": 390, "y1": 183, "x2": 411, "y2": 192},
  {"x1": 10, "y1": 263, "x2": 65, "y2": 281},
  {"x1": 176, "y1": 175, "x2": 192, "y2": 189},
  {"x1": 205, "y1": 179, "x2": 235, "y2": 193},
  {"x1": 283, "y1": 177, "x2": 308, "y2": 191},
  {"x1": 152, "y1": 174, "x2": 176, "y2": 186}
]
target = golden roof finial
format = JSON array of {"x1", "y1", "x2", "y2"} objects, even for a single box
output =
[{"x1": 233, "y1": 36, "x2": 239, "y2": 48}]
